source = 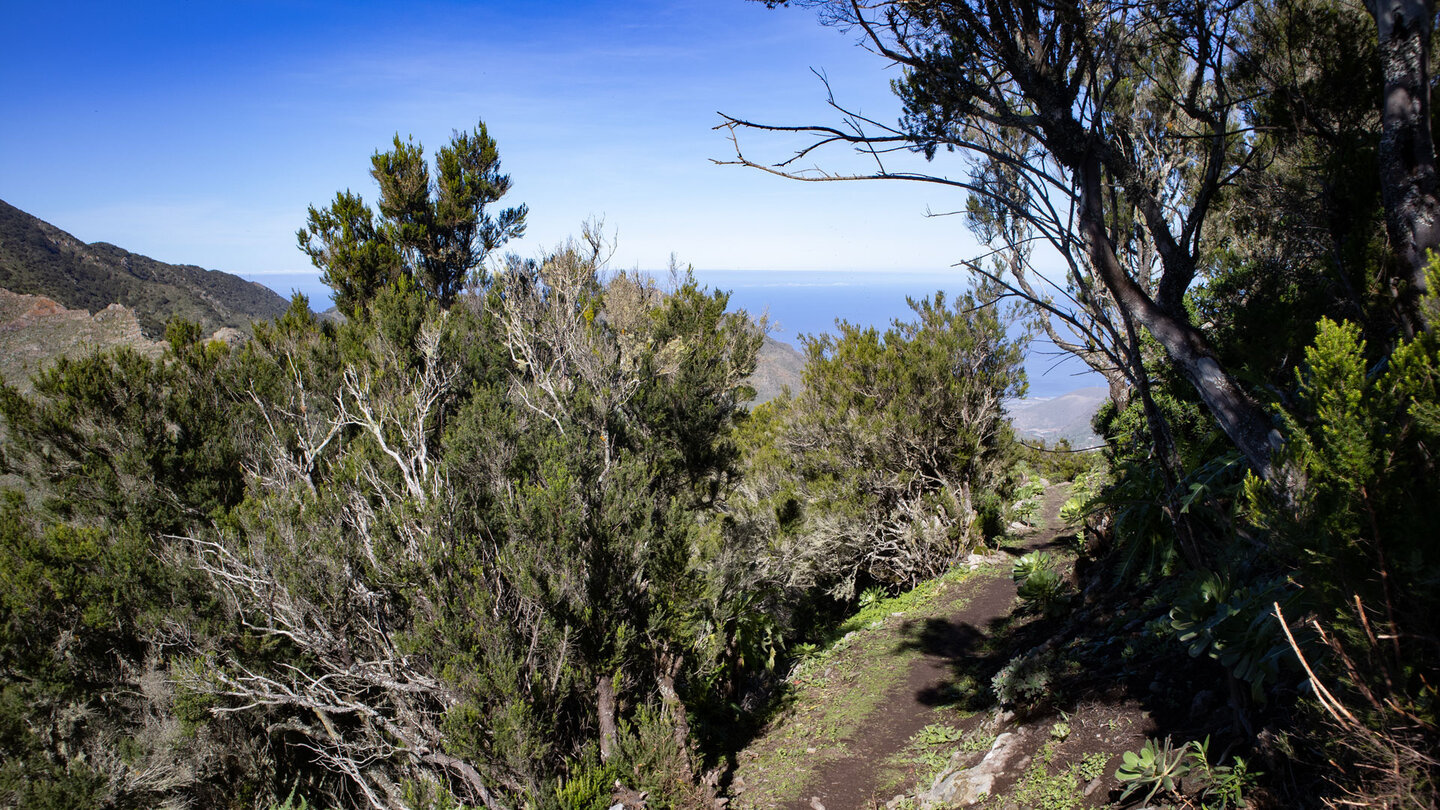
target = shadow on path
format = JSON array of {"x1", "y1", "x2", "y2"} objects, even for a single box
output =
[{"x1": 787, "y1": 484, "x2": 1074, "y2": 810}]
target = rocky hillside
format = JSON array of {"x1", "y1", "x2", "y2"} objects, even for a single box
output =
[
  {"x1": 750, "y1": 335, "x2": 806, "y2": 405},
  {"x1": 0, "y1": 289, "x2": 164, "y2": 394},
  {"x1": 1005, "y1": 386, "x2": 1108, "y2": 447},
  {"x1": 0, "y1": 198, "x2": 289, "y2": 338}
]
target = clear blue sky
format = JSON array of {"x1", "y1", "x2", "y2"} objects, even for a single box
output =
[{"x1": 2, "y1": 0, "x2": 982, "y2": 278}]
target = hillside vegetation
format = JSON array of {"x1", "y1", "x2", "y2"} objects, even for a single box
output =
[
  {"x1": 4, "y1": 0, "x2": 1440, "y2": 806},
  {"x1": 0, "y1": 123, "x2": 1035, "y2": 810},
  {"x1": 0, "y1": 198, "x2": 289, "y2": 337}
]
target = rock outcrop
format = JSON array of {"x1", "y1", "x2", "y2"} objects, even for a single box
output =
[{"x1": 0, "y1": 288, "x2": 163, "y2": 393}]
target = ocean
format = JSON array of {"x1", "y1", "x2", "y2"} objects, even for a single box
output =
[
  {"x1": 241, "y1": 268, "x2": 1101, "y2": 400},
  {"x1": 696, "y1": 270, "x2": 1101, "y2": 400}
]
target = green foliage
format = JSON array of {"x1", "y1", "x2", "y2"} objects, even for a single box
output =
[
  {"x1": 0, "y1": 482, "x2": 212, "y2": 809},
  {"x1": 1058, "y1": 460, "x2": 1107, "y2": 526},
  {"x1": 835, "y1": 567, "x2": 973, "y2": 638},
  {"x1": 858, "y1": 585, "x2": 888, "y2": 609},
  {"x1": 0, "y1": 327, "x2": 244, "y2": 533},
  {"x1": 741, "y1": 285, "x2": 1027, "y2": 595},
  {"x1": 1188, "y1": 736, "x2": 1260, "y2": 810},
  {"x1": 0, "y1": 499, "x2": 162, "y2": 675},
  {"x1": 914, "y1": 723, "x2": 965, "y2": 746},
  {"x1": 1168, "y1": 574, "x2": 1296, "y2": 701},
  {"x1": 1116, "y1": 736, "x2": 1259, "y2": 809},
  {"x1": 554, "y1": 757, "x2": 623, "y2": 810},
  {"x1": 1116, "y1": 736, "x2": 1191, "y2": 804},
  {"x1": 1013, "y1": 440, "x2": 1102, "y2": 484},
  {"x1": 1010, "y1": 551, "x2": 1067, "y2": 614},
  {"x1": 1262, "y1": 266, "x2": 1440, "y2": 654},
  {"x1": 611, "y1": 703, "x2": 712, "y2": 810},
  {"x1": 0, "y1": 754, "x2": 108, "y2": 810},
  {"x1": 1076, "y1": 751, "x2": 1110, "y2": 783},
  {"x1": 1234, "y1": 264, "x2": 1440, "y2": 801},
  {"x1": 1009, "y1": 742, "x2": 1083, "y2": 810},
  {"x1": 990, "y1": 649, "x2": 1059, "y2": 715},
  {"x1": 1092, "y1": 382, "x2": 1250, "y2": 585},
  {"x1": 299, "y1": 120, "x2": 527, "y2": 315},
  {"x1": 1014, "y1": 473, "x2": 1046, "y2": 502},
  {"x1": 398, "y1": 779, "x2": 473, "y2": 810},
  {"x1": 903, "y1": 723, "x2": 983, "y2": 778},
  {"x1": 218, "y1": 244, "x2": 758, "y2": 803},
  {"x1": 269, "y1": 786, "x2": 323, "y2": 810},
  {"x1": 1009, "y1": 550, "x2": 1051, "y2": 583},
  {"x1": 1007, "y1": 472, "x2": 1046, "y2": 527},
  {"x1": 1263, "y1": 309, "x2": 1440, "y2": 630}
]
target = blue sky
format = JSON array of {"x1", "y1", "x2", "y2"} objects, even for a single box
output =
[
  {"x1": 2, "y1": 1, "x2": 979, "y2": 277},
  {"x1": 2, "y1": 1, "x2": 1099, "y2": 394}
]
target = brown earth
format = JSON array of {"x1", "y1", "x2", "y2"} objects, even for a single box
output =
[
  {"x1": 730, "y1": 483, "x2": 1197, "y2": 810},
  {"x1": 795, "y1": 574, "x2": 1021, "y2": 810},
  {"x1": 789, "y1": 485, "x2": 1074, "y2": 810}
]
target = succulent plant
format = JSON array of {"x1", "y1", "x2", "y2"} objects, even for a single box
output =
[{"x1": 1115, "y1": 736, "x2": 1191, "y2": 804}]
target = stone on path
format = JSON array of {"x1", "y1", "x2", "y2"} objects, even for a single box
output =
[{"x1": 911, "y1": 726, "x2": 1036, "y2": 807}]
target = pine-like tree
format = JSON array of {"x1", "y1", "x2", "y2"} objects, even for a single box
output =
[{"x1": 298, "y1": 120, "x2": 527, "y2": 316}]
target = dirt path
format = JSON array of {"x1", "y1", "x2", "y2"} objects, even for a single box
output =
[{"x1": 733, "y1": 483, "x2": 1074, "y2": 810}]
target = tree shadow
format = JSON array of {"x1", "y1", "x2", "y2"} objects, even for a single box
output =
[
  {"x1": 892, "y1": 602, "x2": 1054, "y2": 713},
  {"x1": 996, "y1": 530, "x2": 1080, "y2": 558},
  {"x1": 890, "y1": 575, "x2": 1252, "y2": 797}
]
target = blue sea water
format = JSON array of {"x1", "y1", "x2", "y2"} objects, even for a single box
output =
[
  {"x1": 242, "y1": 269, "x2": 1101, "y2": 400},
  {"x1": 694, "y1": 270, "x2": 1102, "y2": 399}
]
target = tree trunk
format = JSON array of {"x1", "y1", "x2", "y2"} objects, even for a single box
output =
[
  {"x1": 1075, "y1": 153, "x2": 1281, "y2": 480},
  {"x1": 1368, "y1": 0, "x2": 1439, "y2": 333},
  {"x1": 1106, "y1": 373, "x2": 1132, "y2": 415},
  {"x1": 656, "y1": 651, "x2": 695, "y2": 772},
  {"x1": 597, "y1": 672, "x2": 619, "y2": 763}
]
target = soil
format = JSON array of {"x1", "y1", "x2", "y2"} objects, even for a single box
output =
[
  {"x1": 799, "y1": 573, "x2": 1020, "y2": 810},
  {"x1": 731, "y1": 483, "x2": 1168, "y2": 810}
]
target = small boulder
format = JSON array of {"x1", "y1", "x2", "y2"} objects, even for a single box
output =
[{"x1": 917, "y1": 727, "x2": 1033, "y2": 807}]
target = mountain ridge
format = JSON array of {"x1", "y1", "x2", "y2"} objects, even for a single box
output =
[
  {"x1": 1005, "y1": 385, "x2": 1108, "y2": 447},
  {"x1": 0, "y1": 198, "x2": 289, "y2": 337},
  {"x1": 0, "y1": 288, "x2": 165, "y2": 394},
  {"x1": 750, "y1": 335, "x2": 805, "y2": 404}
]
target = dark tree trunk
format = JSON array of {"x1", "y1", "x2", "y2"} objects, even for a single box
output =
[
  {"x1": 1074, "y1": 152, "x2": 1281, "y2": 480},
  {"x1": 1368, "y1": 0, "x2": 1439, "y2": 333},
  {"x1": 1123, "y1": 313, "x2": 1208, "y2": 569}
]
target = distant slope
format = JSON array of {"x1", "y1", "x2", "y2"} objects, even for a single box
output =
[
  {"x1": 1006, "y1": 385, "x2": 1109, "y2": 447},
  {"x1": 0, "y1": 198, "x2": 289, "y2": 337},
  {"x1": 0, "y1": 288, "x2": 163, "y2": 394},
  {"x1": 748, "y1": 335, "x2": 805, "y2": 405}
]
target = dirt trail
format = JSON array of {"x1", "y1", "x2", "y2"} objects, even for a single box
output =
[{"x1": 759, "y1": 484, "x2": 1074, "y2": 810}]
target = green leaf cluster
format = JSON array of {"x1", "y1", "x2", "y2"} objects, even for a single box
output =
[
  {"x1": 298, "y1": 119, "x2": 527, "y2": 316},
  {"x1": 738, "y1": 286, "x2": 1027, "y2": 597}
]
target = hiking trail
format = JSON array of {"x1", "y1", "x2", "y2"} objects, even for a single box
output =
[{"x1": 732, "y1": 482, "x2": 1085, "y2": 810}]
